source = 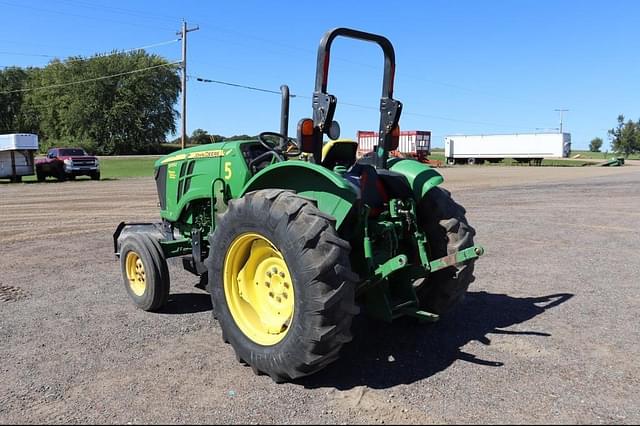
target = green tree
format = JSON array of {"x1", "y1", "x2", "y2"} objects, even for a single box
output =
[
  {"x1": 210, "y1": 134, "x2": 225, "y2": 143},
  {"x1": 169, "y1": 135, "x2": 188, "y2": 145},
  {"x1": 0, "y1": 67, "x2": 33, "y2": 133},
  {"x1": 608, "y1": 115, "x2": 640, "y2": 158},
  {"x1": 190, "y1": 128, "x2": 211, "y2": 144},
  {"x1": 170, "y1": 131, "x2": 224, "y2": 145},
  {"x1": 225, "y1": 134, "x2": 254, "y2": 141},
  {"x1": 23, "y1": 51, "x2": 180, "y2": 154},
  {"x1": 589, "y1": 137, "x2": 603, "y2": 152}
]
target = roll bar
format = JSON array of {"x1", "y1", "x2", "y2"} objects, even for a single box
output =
[{"x1": 311, "y1": 28, "x2": 403, "y2": 169}]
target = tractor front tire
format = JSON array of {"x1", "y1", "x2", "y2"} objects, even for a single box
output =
[
  {"x1": 416, "y1": 187, "x2": 476, "y2": 315},
  {"x1": 206, "y1": 189, "x2": 358, "y2": 382},
  {"x1": 119, "y1": 233, "x2": 170, "y2": 311}
]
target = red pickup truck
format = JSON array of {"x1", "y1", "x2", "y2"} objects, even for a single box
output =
[{"x1": 35, "y1": 147, "x2": 100, "y2": 181}]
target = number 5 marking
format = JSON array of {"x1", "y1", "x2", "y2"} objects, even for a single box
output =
[{"x1": 224, "y1": 161, "x2": 232, "y2": 180}]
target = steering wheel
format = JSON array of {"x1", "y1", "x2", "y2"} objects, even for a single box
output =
[{"x1": 258, "y1": 131, "x2": 301, "y2": 159}]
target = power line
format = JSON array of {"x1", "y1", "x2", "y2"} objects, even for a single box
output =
[
  {"x1": 195, "y1": 76, "x2": 294, "y2": 96},
  {"x1": 321, "y1": 97, "x2": 532, "y2": 128},
  {"x1": 53, "y1": 0, "x2": 179, "y2": 24},
  {"x1": 75, "y1": 39, "x2": 180, "y2": 59},
  {"x1": 0, "y1": 39, "x2": 179, "y2": 71},
  {"x1": 0, "y1": 0, "x2": 553, "y2": 112},
  {"x1": 188, "y1": 23, "x2": 551, "y2": 110},
  {"x1": 0, "y1": 61, "x2": 181, "y2": 95},
  {"x1": 192, "y1": 74, "x2": 541, "y2": 131},
  {"x1": 0, "y1": 0, "x2": 176, "y2": 32},
  {"x1": 0, "y1": 39, "x2": 180, "y2": 64},
  {"x1": 0, "y1": 52, "x2": 54, "y2": 58}
]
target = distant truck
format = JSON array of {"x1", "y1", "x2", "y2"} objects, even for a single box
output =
[
  {"x1": 444, "y1": 132, "x2": 571, "y2": 165},
  {"x1": 0, "y1": 133, "x2": 38, "y2": 182},
  {"x1": 35, "y1": 147, "x2": 100, "y2": 181},
  {"x1": 357, "y1": 130, "x2": 431, "y2": 161}
]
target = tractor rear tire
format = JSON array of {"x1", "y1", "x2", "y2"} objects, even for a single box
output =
[
  {"x1": 206, "y1": 189, "x2": 358, "y2": 382},
  {"x1": 119, "y1": 233, "x2": 170, "y2": 311},
  {"x1": 416, "y1": 187, "x2": 476, "y2": 315}
]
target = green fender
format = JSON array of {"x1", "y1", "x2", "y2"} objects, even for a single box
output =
[
  {"x1": 388, "y1": 158, "x2": 444, "y2": 199},
  {"x1": 239, "y1": 161, "x2": 358, "y2": 229}
]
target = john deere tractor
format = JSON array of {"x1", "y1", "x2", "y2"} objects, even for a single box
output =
[{"x1": 114, "y1": 28, "x2": 484, "y2": 382}]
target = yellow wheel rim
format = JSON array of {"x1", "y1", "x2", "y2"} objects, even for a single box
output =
[
  {"x1": 125, "y1": 251, "x2": 147, "y2": 297},
  {"x1": 223, "y1": 233, "x2": 295, "y2": 346}
]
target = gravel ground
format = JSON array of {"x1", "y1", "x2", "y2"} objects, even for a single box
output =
[{"x1": 1, "y1": 164, "x2": 639, "y2": 424}]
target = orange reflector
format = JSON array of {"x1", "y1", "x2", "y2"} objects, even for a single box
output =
[
  {"x1": 297, "y1": 118, "x2": 315, "y2": 153},
  {"x1": 389, "y1": 125, "x2": 400, "y2": 151},
  {"x1": 301, "y1": 118, "x2": 313, "y2": 136}
]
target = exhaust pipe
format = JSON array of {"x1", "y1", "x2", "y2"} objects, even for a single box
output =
[{"x1": 280, "y1": 84, "x2": 290, "y2": 138}]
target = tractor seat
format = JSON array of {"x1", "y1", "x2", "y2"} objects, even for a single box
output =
[{"x1": 321, "y1": 139, "x2": 358, "y2": 170}]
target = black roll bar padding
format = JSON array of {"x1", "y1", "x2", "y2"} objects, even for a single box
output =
[
  {"x1": 311, "y1": 27, "x2": 402, "y2": 169},
  {"x1": 280, "y1": 84, "x2": 290, "y2": 138}
]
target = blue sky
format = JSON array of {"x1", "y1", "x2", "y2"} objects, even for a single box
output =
[{"x1": 1, "y1": 0, "x2": 638, "y2": 150}]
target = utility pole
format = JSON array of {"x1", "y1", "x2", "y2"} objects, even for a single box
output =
[
  {"x1": 178, "y1": 20, "x2": 199, "y2": 149},
  {"x1": 554, "y1": 109, "x2": 569, "y2": 134}
]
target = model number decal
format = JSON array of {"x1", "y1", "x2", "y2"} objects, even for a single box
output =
[{"x1": 224, "y1": 162, "x2": 232, "y2": 180}]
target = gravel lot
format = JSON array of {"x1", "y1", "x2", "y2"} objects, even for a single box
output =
[{"x1": 1, "y1": 164, "x2": 639, "y2": 424}]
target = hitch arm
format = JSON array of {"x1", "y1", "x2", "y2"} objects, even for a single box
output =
[{"x1": 429, "y1": 245, "x2": 485, "y2": 273}]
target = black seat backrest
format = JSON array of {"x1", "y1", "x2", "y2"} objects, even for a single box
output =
[
  {"x1": 376, "y1": 169, "x2": 412, "y2": 199},
  {"x1": 321, "y1": 140, "x2": 358, "y2": 170}
]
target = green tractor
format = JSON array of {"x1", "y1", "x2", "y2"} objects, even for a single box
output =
[{"x1": 114, "y1": 28, "x2": 484, "y2": 382}]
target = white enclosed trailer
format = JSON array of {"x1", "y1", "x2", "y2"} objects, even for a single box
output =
[
  {"x1": 444, "y1": 132, "x2": 571, "y2": 165},
  {"x1": 0, "y1": 133, "x2": 39, "y2": 181}
]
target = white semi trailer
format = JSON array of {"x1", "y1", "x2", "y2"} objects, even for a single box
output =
[
  {"x1": 0, "y1": 133, "x2": 39, "y2": 182},
  {"x1": 444, "y1": 132, "x2": 571, "y2": 165}
]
